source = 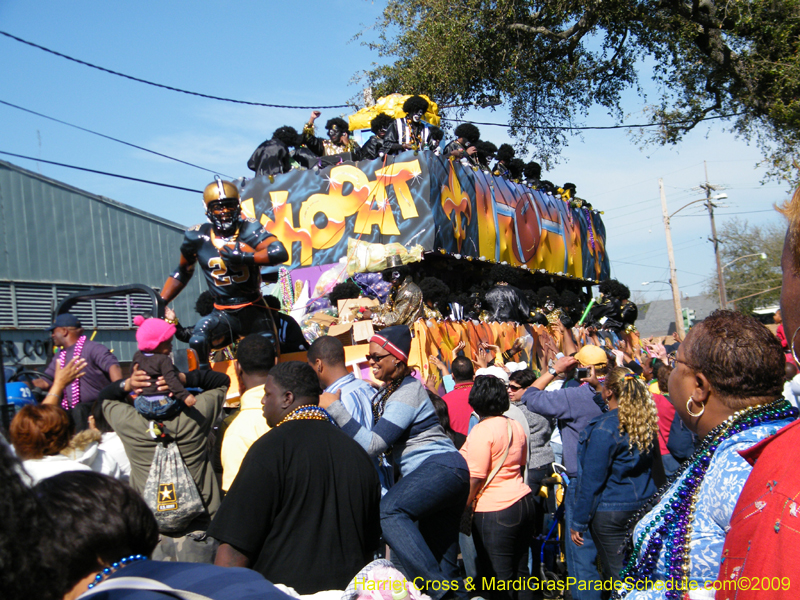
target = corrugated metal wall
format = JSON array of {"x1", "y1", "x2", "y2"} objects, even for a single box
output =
[{"x1": 0, "y1": 160, "x2": 205, "y2": 367}]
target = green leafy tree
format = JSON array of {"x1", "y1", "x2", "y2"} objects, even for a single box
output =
[
  {"x1": 705, "y1": 218, "x2": 784, "y2": 314},
  {"x1": 358, "y1": 0, "x2": 800, "y2": 178}
]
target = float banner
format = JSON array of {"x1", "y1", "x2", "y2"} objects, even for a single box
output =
[{"x1": 241, "y1": 151, "x2": 610, "y2": 281}]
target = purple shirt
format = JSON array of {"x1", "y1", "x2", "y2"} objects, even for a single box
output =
[{"x1": 44, "y1": 339, "x2": 120, "y2": 405}]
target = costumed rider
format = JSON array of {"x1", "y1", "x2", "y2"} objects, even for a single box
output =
[
  {"x1": 442, "y1": 123, "x2": 481, "y2": 168},
  {"x1": 160, "y1": 177, "x2": 289, "y2": 369},
  {"x1": 361, "y1": 113, "x2": 402, "y2": 161},
  {"x1": 587, "y1": 279, "x2": 638, "y2": 339},
  {"x1": 428, "y1": 126, "x2": 444, "y2": 155},
  {"x1": 483, "y1": 264, "x2": 531, "y2": 323},
  {"x1": 418, "y1": 277, "x2": 450, "y2": 321},
  {"x1": 384, "y1": 95, "x2": 432, "y2": 153},
  {"x1": 302, "y1": 111, "x2": 362, "y2": 163},
  {"x1": 524, "y1": 161, "x2": 542, "y2": 188},
  {"x1": 247, "y1": 126, "x2": 299, "y2": 177},
  {"x1": 475, "y1": 141, "x2": 497, "y2": 172},
  {"x1": 362, "y1": 255, "x2": 423, "y2": 328},
  {"x1": 492, "y1": 143, "x2": 514, "y2": 178}
]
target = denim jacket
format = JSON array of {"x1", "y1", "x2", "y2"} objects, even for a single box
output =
[{"x1": 571, "y1": 408, "x2": 656, "y2": 532}]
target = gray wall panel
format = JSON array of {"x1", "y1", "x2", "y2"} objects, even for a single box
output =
[{"x1": 0, "y1": 160, "x2": 205, "y2": 366}]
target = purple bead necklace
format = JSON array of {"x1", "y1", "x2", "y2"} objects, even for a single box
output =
[{"x1": 615, "y1": 399, "x2": 798, "y2": 599}]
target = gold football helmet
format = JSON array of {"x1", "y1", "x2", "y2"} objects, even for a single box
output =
[{"x1": 204, "y1": 176, "x2": 241, "y2": 235}]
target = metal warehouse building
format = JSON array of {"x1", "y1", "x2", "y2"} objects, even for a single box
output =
[{"x1": 0, "y1": 160, "x2": 204, "y2": 369}]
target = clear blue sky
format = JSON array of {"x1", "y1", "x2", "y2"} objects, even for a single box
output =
[{"x1": 0, "y1": 0, "x2": 788, "y2": 303}]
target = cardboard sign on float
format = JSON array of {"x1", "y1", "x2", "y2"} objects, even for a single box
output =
[{"x1": 328, "y1": 298, "x2": 379, "y2": 343}]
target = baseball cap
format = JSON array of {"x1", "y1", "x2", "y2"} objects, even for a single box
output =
[
  {"x1": 574, "y1": 345, "x2": 608, "y2": 367},
  {"x1": 46, "y1": 313, "x2": 82, "y2": 331}
]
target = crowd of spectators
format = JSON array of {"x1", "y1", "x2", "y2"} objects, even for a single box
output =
[{"x1": 3, "y1": 194, "x2": 800, "y2": 600}]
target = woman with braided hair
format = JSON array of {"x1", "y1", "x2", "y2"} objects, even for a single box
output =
[{"x1": 570, "y1": 367, "x2": 659, "y2": 585}]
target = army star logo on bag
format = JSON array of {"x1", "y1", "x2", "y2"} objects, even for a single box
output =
[{"x1": 157, "y1": 483, "x2": 178, "y2": 511}]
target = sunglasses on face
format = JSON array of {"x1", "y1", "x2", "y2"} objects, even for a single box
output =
[
  {"x1": 508, "y1": 384, "x2": 523, "y2": 392},
  {"x1": 366, "y1": 352, "x2": 392, "y2": 362}
]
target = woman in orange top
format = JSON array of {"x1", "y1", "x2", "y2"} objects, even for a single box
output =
[{"x1": 460, "y1": 375, "x2": 535, "y2": 600}]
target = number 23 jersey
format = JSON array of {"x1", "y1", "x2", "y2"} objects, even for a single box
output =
[{"x1": 180, "y1": 220, "x2": 273, "y2": 301}]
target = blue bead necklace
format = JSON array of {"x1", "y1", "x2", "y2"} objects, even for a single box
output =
[
  {"x1": 87, "y1": 554, "x2": 148, "y2": 589},
  {"x1": 614, "y1": 399, "x2": 797, "y2": 599}
]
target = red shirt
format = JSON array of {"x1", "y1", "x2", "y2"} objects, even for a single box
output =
[
  {"x1": 652, "y1": 393, "x2": 675, "y2": 456},
  {"x1": 716, "y1": 418, "x2": 800, "y2": 599},
  {"x1": 443, "y1": 381, "x2": 474, "y2": 436}
]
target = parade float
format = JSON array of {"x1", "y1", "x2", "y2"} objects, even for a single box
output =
[{"x1": 234, "y1": 97, "x2": 610, "y2": 387}]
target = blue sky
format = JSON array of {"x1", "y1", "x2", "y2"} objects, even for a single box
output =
[{"x1": 0, "y1": 1, "x2": 788, "y2": 304}]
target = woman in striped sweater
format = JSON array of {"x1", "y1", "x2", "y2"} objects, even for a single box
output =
[{"x1": 322, "y1": 326, "x2": 469, "y2": 600}]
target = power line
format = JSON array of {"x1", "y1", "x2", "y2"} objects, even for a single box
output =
[
  {"x1": 442, "y1": 112, "x2": 740, "y2": 131},
  {"x1": 0, "y1": 30, "x2": 351, "y2": 110},
  {"x1": 0, "y1": 99, "x2": 231, "y2": 177},
  {"x1": 672, "y1": 208, "x2": 777, "y2": 217},
  {"x1": 0, "y1": 150, "x2": 202, "y2": 193}
]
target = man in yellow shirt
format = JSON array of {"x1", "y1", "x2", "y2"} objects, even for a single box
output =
[{"x1": 220, "y1": 334, "x2": 276, "y2": 492}]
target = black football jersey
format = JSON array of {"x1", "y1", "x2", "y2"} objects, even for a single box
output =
[{"x1": 180, "y1": 220, "x2": 273, "y2": 301}]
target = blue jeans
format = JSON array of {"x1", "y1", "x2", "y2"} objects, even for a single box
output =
[
  {"x1": 381, "y1": 455, "x2": 470, "y2": 600},
  {"x1": 590, "y1": 510, "x2": 636, "y2": 583},
  {"x1": 564, "y1": 483, "x2": 602, "y2": 600},
  {"x1": 473, "y1": 493, "x2": 537, "y2": 600}
]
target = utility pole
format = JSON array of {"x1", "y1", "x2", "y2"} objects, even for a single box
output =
[
  {"x1": 700, "y1": 161, "x2": 727, "y2": 309},
  {"x1": 660, "y1": 179, "x2": 686, "y2": 339}
]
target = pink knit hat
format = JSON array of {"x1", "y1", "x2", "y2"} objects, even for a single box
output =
[{"x1": 133, "y1": 315, "x2": 176, "y2": 351}]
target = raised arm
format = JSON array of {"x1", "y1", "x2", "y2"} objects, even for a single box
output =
[{"x1": 161, "y1": 252, "x2": 196, "y2": 304}]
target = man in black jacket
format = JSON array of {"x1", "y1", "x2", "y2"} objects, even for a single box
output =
[
  {"x1": 361, "y1": 113, "x2": 401, "y2": 160},
  {"x1": 247, "y1": 126, "x2": 299, "y2": 177}
]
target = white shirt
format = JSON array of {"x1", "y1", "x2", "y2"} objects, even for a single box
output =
[{"x1": 21, "y1": 455, "x2": 92, "y2": 486}]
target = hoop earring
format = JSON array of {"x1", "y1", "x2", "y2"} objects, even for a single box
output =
[
  {"x1": 686, "y1": 397, "x2": 705, "y2": 418},
  {"x1": 791, "y1": 326, "x2": 800, "y2": 367}
]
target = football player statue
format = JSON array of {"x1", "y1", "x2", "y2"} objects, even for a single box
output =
[{"x1": 160, "y1": 177, "x2": 289, "y2": 368}]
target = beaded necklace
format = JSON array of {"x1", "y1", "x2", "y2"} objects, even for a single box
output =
[
  {"x1": 372, "y1": 375, "x2": 405, "y2": 425},
  {"x1": 276, "y1": 404, "x2": 335, "y2": 427},
  {"x1": 583, "y1": 207, "x2": 596, "y2": 252},
  {"x1": 614, "y1": 399, "x2": 798, "y2": 599},
  {"x1": 87, "y1": 554, "x2": 147, "y2": 589},
  {"x1": 60, "y1": 335, "x2": 87, "y2": 410}
]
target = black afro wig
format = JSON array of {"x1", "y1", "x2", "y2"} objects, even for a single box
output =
[
  {"x1": 539, "y1": 180, "x2": 557, "y2": 194},
  {"x1": 496, "y1": 143, "x2": 515, "y2": 163},
  {"x1": 328, "y1": 281, "x2": 362, "y2": 304},
  {"x1": 370, "y1": 113, "x2": 394, "y2": 134},
  {"x1": 509, "y1": 158, "x2": 525, "y2": 180},
  {"x1": 454, "y1": 123, "x2": 481, "y2": 144},
  {"x1": 402, "y1": 95, "x2": 429, "y2": 114},
  {"x1": 418, "y1": 277, "x2": 451, "y2": 304},
  {"x1": 537, "y1": 286, "x2": 559, "y2": 306},
  {"x1": 598, "y1": 279, "x2": 631, "y2": 300},
  {"x1": 475, "y1": 140, "x2": 497, "y2": 160},
  {"x1": 524, "y1": 161, "x2": 541, "y2": 181},
  {"x1": 428, "y1": 126, "x2": 444, "y2": 141},
  {"x1": 273, "y1": 126, "x2": 299, "y2": 147},
  {"x1": 325, "y1": 117, "x2": 350, "y2": 133},
  {"x1": 488, "y1": 263, "x2": 525, "y2": 287}
]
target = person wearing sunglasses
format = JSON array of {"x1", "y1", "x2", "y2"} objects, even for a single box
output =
[{"x1": 320, "y1": 326, "x2": 469, "y2": 600}]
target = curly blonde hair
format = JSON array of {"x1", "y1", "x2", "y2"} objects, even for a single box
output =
[{"x1": 605, "y1": 367, "x2": 659, "y2": 454}]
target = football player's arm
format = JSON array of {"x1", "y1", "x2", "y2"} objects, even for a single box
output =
[
  {"x1": 161, "y1": 252, "x2": 196, "y2": 304},
  {"x1": 252, "y1": 236, "x2": 288, "y2": 266}
]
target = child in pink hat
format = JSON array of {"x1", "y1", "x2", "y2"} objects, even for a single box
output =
[{"x1": 131, "y1": 315, "x2": 196, "y2": 419}]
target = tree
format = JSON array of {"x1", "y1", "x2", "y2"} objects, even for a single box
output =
[
  {"x1": 705, "y1": 218, "x2": 784, "y2": 314},
  {"x1": 358, "y1": 0, "x2": 800, "y2": 179}
]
